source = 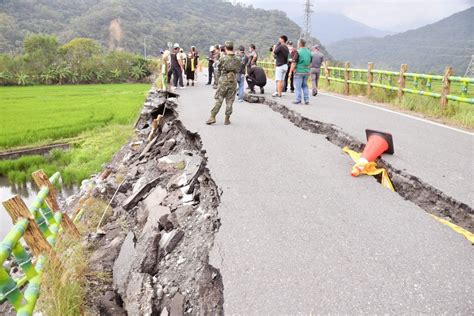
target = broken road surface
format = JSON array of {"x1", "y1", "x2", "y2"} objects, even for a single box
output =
[{"x1": 177, "y1": 77, "x2": 473, "y2": 314}]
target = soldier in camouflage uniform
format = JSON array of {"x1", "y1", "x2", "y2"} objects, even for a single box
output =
[{"x1": 206, "y1": 41, "x2": 241, "y2": 126}]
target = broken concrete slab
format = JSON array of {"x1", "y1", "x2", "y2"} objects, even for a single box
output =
[
  {"x1": 113, "y1": 232, "x2": 137, "y2": 296},
  {"x1": 144, "y1": 186, "x2": 168, "y2": 210},
  {"x1": 123, "y1": 272, "x2": 156, "y2": 316},
  {"x1": 169, "y1": 293, "x2": 185, "y2": 316},
  {"x1": 159, "y1": 230, "x2": 185, "y2": 254},
  {"x1": 123, "y1": 177, "x2": 161, "y2": 210}
]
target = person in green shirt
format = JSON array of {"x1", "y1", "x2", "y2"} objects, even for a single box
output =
[{"x1": 290, "y1": 39, "x2": 312, "y2": 105}]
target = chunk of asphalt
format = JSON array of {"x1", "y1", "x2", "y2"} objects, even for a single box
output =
[
  {"x1": 169, "y1": 293, "x2": 185, "y2": 316},
  {"x1": 113, "y1": 232, "x2": 136, "y2": 296},
  {"x1": 123, "y1": 177, "x2": 161, "y2": 210},
  {"x1": 159, "y1": 230, "x2": 185, "y2": 253},
  {"x1": 123, "y1": 272, "x2": 155, "y2": 315}
]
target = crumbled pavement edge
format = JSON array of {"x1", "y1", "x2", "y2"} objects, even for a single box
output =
[
  {"x1": 244, "y1": 93, "x2": 474, "y2": 233},
  {"x1": 72, "y1": 89, "x2": 224, "y2": 315}
]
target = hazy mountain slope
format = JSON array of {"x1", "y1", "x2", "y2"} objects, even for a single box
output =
[
  {"x1": 0, "y1": 0, "x2": 330, "y2": 58},
  {"x1": 292, "y1": 12, "x2": 392, "y2": 45},
  {"x1": 327, "y1": 7, "x2": 473, "y2": 74}
]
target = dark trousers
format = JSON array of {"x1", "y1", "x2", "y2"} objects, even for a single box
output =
[
  {"x1": 208, "y1": 63, "x2": 214, "y2": 84},
  {"x1": 284, "y1": 67, "x2": 294, "y2": 92},
  {"x1": 246, "y1": 77, "x2": 265, "y2": 91},
  {"x1": 170, "y1": 67, "x2": 181, "y2": 87}
]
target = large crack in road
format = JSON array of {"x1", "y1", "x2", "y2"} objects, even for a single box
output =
[{"x1": 246, "y1": 94, "x2": 473, "y2": 233}]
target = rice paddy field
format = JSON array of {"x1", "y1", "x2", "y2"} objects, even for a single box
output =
[
  {"x1": 0, "y1": 84, "x2": 150, "y2": 184},
  {"x1": 0, "y1": 84, "x2": 150, "y2": 149}
]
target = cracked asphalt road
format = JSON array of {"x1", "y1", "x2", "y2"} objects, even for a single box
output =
[{"x1": 176, "y1": 75, "x2": 473, "y2": 314}]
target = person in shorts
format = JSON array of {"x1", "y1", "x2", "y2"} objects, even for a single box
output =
[{"x1": 272, "y1": 35, "x2": 289, "y2": 97}]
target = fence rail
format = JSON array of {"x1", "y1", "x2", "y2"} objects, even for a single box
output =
[
  {"x1": 0, "y1": 170, "x2": 80, "y2": 316},
  {"x1": 257, "y1": 61, "x2": 474, "y2": 108}
]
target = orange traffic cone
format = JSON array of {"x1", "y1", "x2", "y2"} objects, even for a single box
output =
[{"x1": 351, "y1": 129, "x2": 394, "y2": 177}]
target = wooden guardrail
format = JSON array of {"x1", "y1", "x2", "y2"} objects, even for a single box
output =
[
  {"x1": 257, "y1": 61, "x2": 474, "y2": 108},
  {"x1": 0, "y1": 170, "x2": 80, "y2": 315}
]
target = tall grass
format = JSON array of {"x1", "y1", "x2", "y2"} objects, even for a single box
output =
[
  {"x1": 0, "y1": 125, "x2": 133, "y2": 185},
  {"x1": 0, "y1": 84, "x2": 149, "y2": 149}
]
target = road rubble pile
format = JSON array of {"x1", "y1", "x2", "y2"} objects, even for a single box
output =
[
  {"x1": 74, "y1": 89, "x2": 223, "y2": 315},
  {"x1": 247, "y1": 94, "x2": 473, "y2": 233}
]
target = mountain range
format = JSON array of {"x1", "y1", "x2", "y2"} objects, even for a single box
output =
[
  {"x1": 327, "y1": 7, "x2": 474, "y2": 74},
  {"x1": 0, "y1": 0, "x2": 329, "y2": 58}
]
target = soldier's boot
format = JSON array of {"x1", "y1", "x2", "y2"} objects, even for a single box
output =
[
  {"x1": 206, "y1": 114, "x2": 217, "y2": 125},
  {"x1": 224, "y1": 116, "x2": 231, "y2": 125}
]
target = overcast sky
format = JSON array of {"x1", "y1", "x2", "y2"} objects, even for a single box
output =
[{"x1": 237, "y1": 0, "x2": 473, "y2": 31}]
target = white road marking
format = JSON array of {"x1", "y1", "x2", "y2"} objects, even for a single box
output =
[{"x1": 320, "y1": 92, "x2": 474, "y2": 136}]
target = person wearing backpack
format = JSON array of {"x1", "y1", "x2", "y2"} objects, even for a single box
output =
[{"x1": 290, "y1": 39, "x2": 312, "y2": 105}]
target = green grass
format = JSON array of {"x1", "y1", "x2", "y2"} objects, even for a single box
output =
[
  {"x1": 0, "y1": 84, "x2": 149, "y2": 149},
  {"x1": 0, "y1": 125, "x2": 133, "y2": 185},
  {"x1": 319, "y1": 80, "x2": 474, "y2": 129}
]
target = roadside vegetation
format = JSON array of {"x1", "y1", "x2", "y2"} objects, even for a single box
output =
[
  {"x1": 0, "y1": 34, "x2": 156, "y2": 86},
  {"x1": 318, "y1": 81, "x2": 474, "y2": 129}
]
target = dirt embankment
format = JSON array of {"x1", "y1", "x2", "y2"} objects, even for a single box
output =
[{"x1": 76, "y1": 89, "x2": 223, "y2": 314}]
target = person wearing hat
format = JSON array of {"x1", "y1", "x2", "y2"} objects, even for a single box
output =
[
  {"x1": 236, "y1": 45, "x2": 249, "y2": 102},
  {"x1": 310, "y1": 44, "x2": 324, "y2": 96},
  {"x1": 206, "y1": 41, "x2": 241, "y2": 125},
  {"x1": 169, "y1": 43, "x2": 184, "y2": 90}
]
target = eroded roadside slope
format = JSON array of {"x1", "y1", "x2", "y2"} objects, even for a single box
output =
[{"x1": 75, "y1": 89, "x2": 223, "y2": 314}]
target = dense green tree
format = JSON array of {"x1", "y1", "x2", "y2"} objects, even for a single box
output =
[{"x1": 23, "y1": 34, "x2": 59, "y2": 74}]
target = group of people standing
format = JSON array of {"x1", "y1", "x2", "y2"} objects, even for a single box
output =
[
  {"x1": 272, "y1": 35, "x2": 324, "y2": 104},
  {"x1": 165, "y1": 43, "x2": 200, "y2": 90}
]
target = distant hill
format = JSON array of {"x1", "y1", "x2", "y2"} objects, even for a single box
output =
[
  {"x1": 0, "y1": 0, "x2": 330, "y2": 58},
  {"x1": 292, "y1": 12, "x2": 392, "y2": 45},
  {"x1": 327, "y1": 7, "x2": 474, "y2": 74}
]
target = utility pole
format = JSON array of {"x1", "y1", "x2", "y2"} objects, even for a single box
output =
[
  {"x1": 143, "y1": 35, "x2": 152, "y2": 59},
  {"x1": 464, "y1": 55, "x2": 474, "y2": 78},
  {"x1": 301, "y1": 0, "x2": 314, "y2": 43}
]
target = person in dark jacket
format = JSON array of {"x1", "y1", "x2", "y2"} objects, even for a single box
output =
[
  {"x1": 206, "y1": 45, "x2": 215, "y2": 85},
  {"x1": 246, "y1": 64, "x2": 267, "y2": 94}
]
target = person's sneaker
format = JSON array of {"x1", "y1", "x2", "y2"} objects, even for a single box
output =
[
  {"x1": 249, "y1": 89, "x2": 256, "y2": 94},
  {"x1": 205, "y1": 83, "x2": 211, "y2": 86},
  {"x1": 291, "y1": 90, "x2": 295, "y2": 93},
  {"x1": 186, "y1": 82, "x2": 189, "y2": 86},
  {"x1": 272, "y1": 92, "x2": 281, "y2": 97},
  {"x1": 192, "y1": 82, "x2": 195, "y2": 86},
  {"x1": 305, "y1": 101, "x2": 310, "y2": 105},
  {"x1": 281, "y1": 92, "x2": 286, "y2": 96},
  {"x1": 260, "y1": 88, "x2": 264, "y2": 94},
  {"x1": 292, "y1": 101, "x2": 302, "y2": 104},
  {"x1": 179, "y1": 86, "x2": 185, "y2": 90},
  {"x1": 224, "y1": 116, "x2": 231, "y2": 125},
  {"x1": 238, "y1": 99, "x2": 244, "y2": 103}
]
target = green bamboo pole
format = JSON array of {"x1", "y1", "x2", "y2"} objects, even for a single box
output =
[
  {"x1": 11, "y1": 242, "x2": 37, "y2": 281},
  {"x1": 40, "y1": 202, "x2": 57, "y2": 226},
  {"x1": 0, "y1": 267, "x2": 24, "y2": 310},
  {"x1": 29, "y1": 187, "x2": 53, "y2": 239},
  {"x1": 0, "y1": 218, "x2": 28, "y2": 266},
  {"x1": 17, "y1": 255, "x2": 46, "y2": 316}
]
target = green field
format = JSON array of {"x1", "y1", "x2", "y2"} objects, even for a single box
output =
[
  {"x1": 0, "y1": 84, "x2": 150, "y2": 149},
  {"x1": 0, "y1": 84, "x2": 149, "y2": 184}
]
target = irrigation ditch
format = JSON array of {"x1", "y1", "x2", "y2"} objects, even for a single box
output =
[
  {"x1": 74, "y1": 89, "x2": 224, "y2": 314},
  {"x1": 244, "y1": 94, "x2": 474, "y2": 233}
]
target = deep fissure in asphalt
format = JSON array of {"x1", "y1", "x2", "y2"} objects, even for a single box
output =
[{"x1": 254, "y1": 96, "x2": 473, "y2": 233}]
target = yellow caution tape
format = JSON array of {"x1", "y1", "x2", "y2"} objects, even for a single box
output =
[
  {"x1": 343, "y1": 146, "x2": 395, "y2": 192},
  {"x1": 430, "y1": 215, "x2": 474, "y2": 244}
]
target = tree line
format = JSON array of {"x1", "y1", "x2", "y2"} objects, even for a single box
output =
[{"x1": 0, "y1": 34, "x2": 155, "y2": 86}]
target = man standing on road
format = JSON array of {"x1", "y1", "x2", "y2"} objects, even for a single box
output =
[
  {"x1": 272, "y1": 35, "x2": 289, "y2": 98},
  {"x1": 310, "y1": 44, "x2": 324, "y2": 96},
  {"x1": 291, "y1": 39, "x2": 312, "y2": 105},
  {"x1": 237, "y1": 45, "x2": 249, "y2": 102},
  {"x1": 246, "y1": 64, "x2": 267, "y2": 94},
  {"x1": 206, "y1": 41, "x2": 241, "y2": 126},
  {"x1": 283, "y1": 41, "x2": 296, "y2": 93},
  {"x1": 170, "y1": 43, "x2": 184, "y2": 90},
  {"x1": 206, "y1": 46, "x2": 215, "y2": 86}
]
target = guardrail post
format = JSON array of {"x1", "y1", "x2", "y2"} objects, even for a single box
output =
[
  {"x1": 324, "y1": 61, "x2": 330, "y2": 86},
  {"x1": 398, "y1": 64, "x2": 408, "y2": 100},
  {"x1": 367, "y1": 62, "x2": 374, "y2": 95},
  {"x1": 440, "y1": 66, "x2": 453, "y2": 110},
  {"x1": 2, "y1": 196, "x2": 52, "y2": 257},
  {"x1": 31, "y1": 170, "x2": 81, "y2": 238},
  {"x1": 344, "y1": 62, "x2": 350, "y2": 95}
]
